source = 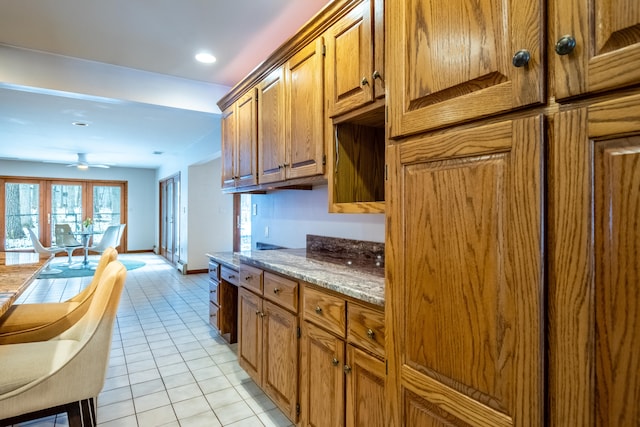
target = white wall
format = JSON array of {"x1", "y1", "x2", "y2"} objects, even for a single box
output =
[
  {"x1": 187, "y1": 158, "x2": 234, "y2": 270},
  {"x1": 249, "y1": 185, "x2": 385, "y2": 249},
  {"x1": 0, "y1": 160, "x2": 156, "y2": 251}
]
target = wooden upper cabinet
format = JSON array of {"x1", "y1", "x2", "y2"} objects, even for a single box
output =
[
  {"x1": 235, "y1": 90, "x2": 258, "y2": 187},
  {"x1": 285, "y1": 37, "x2": 326, "y2": 180},
  {"x1": 220, "y1": 105, "x2": 236, "y2": 189},
  {"x1": 326, "y1": 0, "x2": 385, "y2": 117},
  {"x1": 386, "y1": 116, "x2": 544, "y2": 426},
  {"x1": 258, "y1": 67, "x2": 286, "y2": 185},
  {"x1": 552, "y1": 0, "x2": 640, "y2": 100},
  {"x1": 221, "y1": 92, "x2": 258, "y2": 189},
  {"x1": 387, "y1": 0, "x2": 544, "y2": 138},
  {"x1": 548, "y1": 93, "x2": 640, "y2": 425}
]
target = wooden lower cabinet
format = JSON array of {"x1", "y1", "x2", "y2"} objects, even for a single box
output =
[
  {"x1": 300, "y1": 321, "x2": 345, "y2": 427},
  {"x1": 345, "y1": 345, "x2": 385, "y2": 427},
  {"x1": 386, "y1": 115, "x2": 544, "y2": 426},
  {"x1": 549, "y1": 93, "x2": 640, "y2": 425},
  {"x1": 300, "y1": 285, "x2": 386, "y2": 427},
  {"x1": 237, "y1": 271, "x2": 299, "y2": 423},
  {"x1": 208, "y1": 260, "x2": 238, "y2": 344}
]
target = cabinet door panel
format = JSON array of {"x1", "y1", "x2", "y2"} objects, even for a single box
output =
[
  {"x1": 387, "y1": 0, "x2": 543, "y2": 137},
  {"x1": 238, "y1": 288, "x2": 262, "y2": 383},
  {"x1": 300, "y1": 321, "x2": 345, "y2": 427},
  {"x1": 549, "y1": 94, "x2": 640, "y2": 425},
  {"x1": 221, "y1": 106, "x2": 236, "y2": 189},
  {"x1": 286, "y1": 38, "x2": 325, "y2": 179},
  {"x1": 386, "y1": 117, "x2": 543, "y2": 426},
  {"x1": 345, "y1": 345, "x2": 385, "y2": 427},
  {"x1": 553, "y1": 0, "x2": 640, "y2": 99},
  {"x1": 258, "y1": 67, "x2": 286, "y2": 184},
  {"x1": 263, "y1": 301, "x2": 298, "y2": 422},
  {"x1": 236, "y1": 90, "x2": 258, "y2": 187},
  {"x1": 326, "y1": 1, "x2": 373, "y2": 117}
]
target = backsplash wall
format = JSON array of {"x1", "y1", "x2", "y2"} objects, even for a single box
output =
[{"x1": 249, "y1": 185, "x2": 385, "y2": 249}]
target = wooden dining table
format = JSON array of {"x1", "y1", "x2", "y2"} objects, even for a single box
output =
[{"x1": 0, "y1": 252, "x2": 52, "y2": 317}]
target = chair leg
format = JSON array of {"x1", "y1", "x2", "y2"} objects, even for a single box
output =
[
  {"x1": 80, "y1": 398, "x2": 96, "y2": 426},
  {"x1": 66, "y1": 401, "x2": 82, "y2": 427}
]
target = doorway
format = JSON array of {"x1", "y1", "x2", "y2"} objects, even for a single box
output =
[{"x1": 159, "y1": 173, "x2": 180, "y2": 265}]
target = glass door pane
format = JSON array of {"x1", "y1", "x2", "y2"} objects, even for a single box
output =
[
  {"x1": 92, "y1": 185, "x2": 122, "y2": 243},
  {"x1": 4, "y1": 183, "x2": 40, "y2": 250},
  {"x1": 50, "y1": 183, "x2": 83, "y2": 245}
]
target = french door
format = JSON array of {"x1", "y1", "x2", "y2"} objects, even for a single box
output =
[
  {"x1": 159, "y1": 173, "x2": 180, "y2": 265},
  {"x1": 2, "y1": 177, "x2": 127, "y2": 252}
]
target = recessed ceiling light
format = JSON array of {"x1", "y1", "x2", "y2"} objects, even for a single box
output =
[
  {"x1": 195, "y1": 52, "x2": 216, "y2": 64},
  {"x1": 72, "y1": 121, "x2": 88, "y2": 127}
]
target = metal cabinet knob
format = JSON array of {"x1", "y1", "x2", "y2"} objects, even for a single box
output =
[
  {"x1": 343, "y1": 364, "x2": 352, "y2": 374},
  {"x1": 372, "y1": 70, "x2": 381, "y2": 80},
  {"x1": 332, "y1": 358, "x2": 339, "y2": 366},
  {"x1": 245, "y1": 276, "x2": 252, "y2": 280},
  {"x1": 315, "y1": 306, "x2": 323, "y2": 314},
  {"x1": 555, "y1": 35, "x2": 576, "y2": 55},
  {"x1": 366, "y1": 329, "x2": 375, "y2": 339},
  {"x1": 361, "y1": 77, "x2": 369, "y2": 86},
  {"x1": 512, "y1": 49, "x2": 531, "y2": 67},
  {"x1": 273, "y1": 288, "x2": 280, "y2": 294}
]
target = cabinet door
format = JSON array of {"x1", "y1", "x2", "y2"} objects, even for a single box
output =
[
  {"x1": 345, "y1": 345, "x2": 385, "y2": 427},
  {"x1": 386, "y1": 116, "x2": 543, "y2": 426},
  {"x1": 326, "y1": 0, "x2": 374, "y2": 117},
  {"x1": 549, "y1": 94, "x2": 640, "y2": 425},
  {"x1": 285, "y1": 37, "x2": 325, "y2": 180},
  {"x1": 221, "y1": 105, "x2": 236, "y2": 189},
  {"x1": 387, "y1": 0, "x2": 544, "y2": 138},
  {"x1": 238, "y1": 288, "x2": 262, "y2": 384},
  {"x1": 300, "y1": 321, "x2": 345, "y2": 427},
  {"x1": 553, "y1": 0, "x2": 640, "y2": 100},
  {"x1": 262, "y1": 301, "x2": 298, "y2": 422},
  {"x1": 236, "y1": 89, "x2": 258, "y2": 187},
  {"x1": 258, "y1": 67, "x2": 286, "y2": 184}
]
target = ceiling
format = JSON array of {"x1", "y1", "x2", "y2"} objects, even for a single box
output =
[{"x1": 0, "y1": 0, "x2": 332, "y2": 169}]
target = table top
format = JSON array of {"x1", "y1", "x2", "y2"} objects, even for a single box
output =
[{"x1": 0, "y1": 252, "x2": 52, "y2": 317}]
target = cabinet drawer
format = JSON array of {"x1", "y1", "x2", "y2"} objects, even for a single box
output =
[
  {"x1": 264, "y1": 272, "x2": 298, "y2": 313},
  {"x1": 208, "y1": 260, "x2": 220, "y2": 280},
  {"x1": 347, "y1": 303, "x2": 385, "y2": 358},
  {"x1": 303, "y1": 286, "x2": 346, "y2": 338},
  {"x1": 240, "y1": 264, "x2": 263, "y2": 293},
  {"x1": 220, "y1": 266, "x2": 239, "y2": 285},
  {"x1": 209, "y1": 301, "x2": 219, "y2": 329},
  {"x1": 209, "y1": 279, "x2": 219, "y2": 305}
]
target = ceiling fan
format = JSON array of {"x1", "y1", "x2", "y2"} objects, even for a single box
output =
[{"x1": 66, "y1": 153, "x2": 110, "y2": 169}]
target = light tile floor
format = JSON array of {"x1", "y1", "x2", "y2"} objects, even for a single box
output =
[{"x1": 11, "y1": 253, "x2": 293, "y2": 427}]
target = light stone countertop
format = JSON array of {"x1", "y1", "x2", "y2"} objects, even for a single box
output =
[{"x1": 236, "y1": 249, "x2": 384, "y2": 307}]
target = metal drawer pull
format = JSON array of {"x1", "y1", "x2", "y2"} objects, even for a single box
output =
[
  {"x1": 315, "y1": 306, "x2": 323, "y2": 314},
  {"x1": 367, "y1": 329, "x2": 375, "y2": 339},
  {"x1": 332, "y1": 358, "x2": 339, "y2": 366},
  {"x1": 273, "y1": 288, "x2": 280, "y2": 294},
  {"x1": 245, "y1": 276, "x2": 252, "y2": 280}
]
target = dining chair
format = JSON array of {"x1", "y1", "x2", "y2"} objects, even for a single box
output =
[
  {"x1": 54, "y1": 223, "x2": 83, "y2": 265},
  {"x1": 0, "y1": 260, "x2": 127, "y2": 427},
  {"x1": 0, "y1": 247, "x2": 118, "y2": 345},
  {"x1": 87, "y1": 225, "x2": 120, "y2": 255},
  {"x1": 24, "y1": 227, "x2": 65, "y2": 275}
]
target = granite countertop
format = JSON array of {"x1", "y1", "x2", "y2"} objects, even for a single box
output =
[
  {"x1": 205, "y1": 252, "x2": 240, "y2": 270},
  {"x1": 237, "y1": 248, "x2": 385, "y2": 307}
]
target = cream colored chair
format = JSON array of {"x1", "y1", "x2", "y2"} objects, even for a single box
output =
[
  {"x1": 0, "y1": 260, "x2": 127, "y2": 427},
  {"x1": 0, "y1": 247, "x2": 118, "y2": 345},
  {"x1": 55, "y1": 223, "x2": 83, "y2": 265}
]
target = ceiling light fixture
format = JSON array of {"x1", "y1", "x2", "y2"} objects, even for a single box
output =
[{"x1": 195, "y1": 52, "x2": 216, "y2": 64}]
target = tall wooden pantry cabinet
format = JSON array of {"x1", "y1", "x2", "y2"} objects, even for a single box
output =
[{"x1": 385, "y1": 0, "x2": 640, "y2": 425}]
